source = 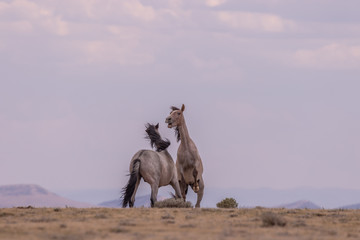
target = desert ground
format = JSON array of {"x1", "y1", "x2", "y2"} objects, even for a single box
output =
[{"x1": 0, "y1": 207, "x2": 360, "y2": 240}]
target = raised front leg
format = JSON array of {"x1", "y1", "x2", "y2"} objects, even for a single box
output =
[
  {"x1": 195, "y1": 176, "x2": 204, "y2": 208},
  {"x1": 192, "y1": 168, "x2": 200, "y2": 193}
]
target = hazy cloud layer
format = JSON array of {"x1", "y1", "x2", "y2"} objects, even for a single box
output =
[{"x1": 1, "y1": 0, "x2": 360, "y2": 193}]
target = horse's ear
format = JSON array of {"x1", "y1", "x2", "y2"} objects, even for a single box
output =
[
  {"x1": 155, "y1": 123, "x2": 159, "y2": 129},
  {"x1": 181, "y1": 104, "x2": 185, "y2": 112}
]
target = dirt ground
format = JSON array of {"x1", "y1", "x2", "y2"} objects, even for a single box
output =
[{"x1": 0, "y1": 207, "x2": 360, "y2": 240}]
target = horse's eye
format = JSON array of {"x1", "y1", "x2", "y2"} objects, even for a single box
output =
[{"x1": 177, "y1": 112, "x2": 181, "y2": 115}]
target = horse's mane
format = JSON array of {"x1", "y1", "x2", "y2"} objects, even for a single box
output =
[
  {"x1": 170, "y1": 106, "x2": 179, "y2": 113},
  {"x1": 145, "y1": 123, "x2": 170, "y2": 152},
  {"x1": 175, "y1": 127, "x2": 180, "y2": 142},
  {"x1": 170, "y1": 106, "x2": 181, "y2": 142}
]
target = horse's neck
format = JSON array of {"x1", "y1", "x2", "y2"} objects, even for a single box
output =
[{"x1": 179, "y1": 119, "x2": 192, "y2": 147}]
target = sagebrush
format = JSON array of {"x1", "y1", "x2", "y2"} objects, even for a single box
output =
[
  {"x1": 261, "y1": 212, "x2": 287, "y2": 227},
  {"x1": 216, "y1": 198, "x2": 238, "y2": 208},
  {"x1": 154, "y1": 198, "x2": 193, "y2": 208}
]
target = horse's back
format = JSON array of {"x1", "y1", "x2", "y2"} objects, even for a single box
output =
[
  {"x1": 130, "y1": 150, "x2": 176, "y2": 186},
  {"x1": 130, "y1": 150, "x2": 160, "y2": 170}
]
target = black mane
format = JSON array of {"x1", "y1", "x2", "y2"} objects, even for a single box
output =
[
  {"x1": 145, "y1": 123, "x2": 170, "y2": 152},
  {"x1": 175, "y1": 127, "x2": 180, "y2": 142}
]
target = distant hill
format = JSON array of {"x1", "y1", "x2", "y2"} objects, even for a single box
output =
[
  {"x1": 51, "y1": 186, "x2": 360, "y2": 209},
  {"x1": 276, "y1": 200, "x2": 321, "y2": 209},
  {"x1": 339, "y1": 203, "x2": 360, "y2": 209},
  {"x1": 99, "y1": 194, "x2": 167, "y2": 208},
  {"x1": 0, "y1": 184, "x2": 94, "y2": 208}
]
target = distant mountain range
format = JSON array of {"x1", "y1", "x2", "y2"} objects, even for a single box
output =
[
  {"x1": 340, "y1": 203, "x2": 360, "y2": 209},
  {"x1": 100, "y1": 196, "x2": 323, "y2": 209},
  {"x1": 96, "y1": 187, "x2": 360, "y2": 209},
  {"x1": 187, "y1": 187, "x2": 360, "y2": 209},
  {"x1": 276, "y1": 200, "x2": 321, "y2": 209},
  {"x1": 2, "y1": 184, "x2": 360, "y2": 209},
  {"x1": 0, "y1": 184, "x2": 93, "y2": 208}
]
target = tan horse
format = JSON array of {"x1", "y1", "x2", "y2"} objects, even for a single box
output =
[{"x1": 165, "y1": 104, "x2": 204, "y2": 207}]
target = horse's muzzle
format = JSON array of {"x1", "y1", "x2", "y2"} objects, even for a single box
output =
[{"x1": 165, "y1": 118, "x2": 172, "y2": 128}]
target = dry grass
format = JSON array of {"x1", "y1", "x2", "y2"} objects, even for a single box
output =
[
  {"x1": 0, "y1": 207, "x2": 360, "y2": 240},
  {"x1": 154, "y1": 198, "x2": 193, "y2": 208},
  {"x1": 261, "y1": 212, "x2": 287, "y2": 227}
]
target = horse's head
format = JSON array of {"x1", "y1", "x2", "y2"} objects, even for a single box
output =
[
  {"x1": 152, "y1": 123, "x2": 163, "y2": 139},
  {"x1": 165, "y1": 104, "x2": 185, "y2": 128},
  {"x1": 154, "y1": 123, "x2": 160, "y2": 134}
]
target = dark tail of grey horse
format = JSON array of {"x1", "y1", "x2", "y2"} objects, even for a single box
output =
[{"x1": 121, "y1": 159, "x2": 141, "y2": 208}]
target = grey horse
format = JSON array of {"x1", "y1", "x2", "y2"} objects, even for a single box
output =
[
  {"x1": 165, "y1": 104, "x2": 204, "y2": 208},
  {"x1": 121, "y1": 123, "x2": 182, "y2": 208}
]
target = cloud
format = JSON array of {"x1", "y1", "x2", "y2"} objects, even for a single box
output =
[
  {"x1": 0, "y1": 0, "x2": 68, "y2": 36},
  {"x1": 80, "y1": 39, "x2": 154, "y2": 65},
  {"x1": 60, "y1": 0, "x2": 156, "y2": 22},
  {"x1": 294, "y1": 43, "x2": 360, "y2": 69},
  {"x1": 123, "y1": 1, "x2": 156, "y2": 21},
  {"x1": 217, "y1": 11, "x2": 295, "y2": 32},
  {"x1": 0, "y1": 20, "x2": 33, "y2": 34},
  {"x1": 0, "y1": 0, "x2": 159, "y2": 66},
  {"x1": 181, "y1": 51, "x2": 230, "y2": 69},
  {"x1": 205, "y1": 0, "x2": 227, "y2": 7}
]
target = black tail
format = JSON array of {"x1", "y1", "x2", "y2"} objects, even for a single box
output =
[{"x1": 121, "y1": 159, "x2": 141, "y2": 208}]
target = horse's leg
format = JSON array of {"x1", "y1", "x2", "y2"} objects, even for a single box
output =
[
  {"x1": 184, "y1": 184, "x2": 189, "y2": 196},
  {"x1": 192, "y1": 168, "x2": 199, "y2": 193},
  {"x1": 195, "y1": 176, "x2": 204, "y2": 208},
  {"x1": 170, "y1": 177, "x2": 182, "y2": 199},
  {"x1": 129, "y1": 176, "x2": 141, "y2": 208},
  {"x1": 150, "y1": 184, "x2": 159, "y2": 207},
  {"x1": 179, "y1": 174, "x2": 187, "y2": 201}
]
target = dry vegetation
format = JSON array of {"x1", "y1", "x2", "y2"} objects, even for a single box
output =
[
  {"x1": 0, "y1": 207, "x2": 360, "y2": 240},
  {"x1": 154, "y1": 198, "x2": 193, "y2": 208},
  {"x1": 216, "y1": 198, "x2": 239, "y2": 209}
]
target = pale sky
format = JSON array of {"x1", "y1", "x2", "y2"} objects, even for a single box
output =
[{"x1": 1, "y1": 0, "x2": 360, "y2": 193}]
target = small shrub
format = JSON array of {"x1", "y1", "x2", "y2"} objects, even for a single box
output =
[
  {"x1": 292, "y1": 220, "x2": 306, "y2": 227},
  {"x1": 59, "y1": 224, "x2": 67, "y2": 228},
  {"x1": 110, "y1": 227, "x2": 129, "y2": 233},
  {"x1": 0, "y1": 212, "x2": 14, "y2": 217},
  {"x1": 216, "y1": 198, "x2": 238, "y2": 208},
  {"x1": 154, "y1": 198, "x2": 193, "y2": 208},
  {"x1": 201, "y1": 208, "x2": 219, "y2": 213},
  {"x1": 95, "y1": 214, "x2": 107, "y2": 219},
  {"x1": 16, "y1": 206, "x2": 34, "y2": 209},
  {"x1": 30, "y1": 217, "x2": 57, "y2": 223},
  {"x1": 261, "y1": 212, "x2": 287, "y2": 227},
  {"x1": 161, "y1": 213, "x2": 174, "y2": 220},
  {"x1": 180, "y1": 224, "x2": 196, "y2": 228}
]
